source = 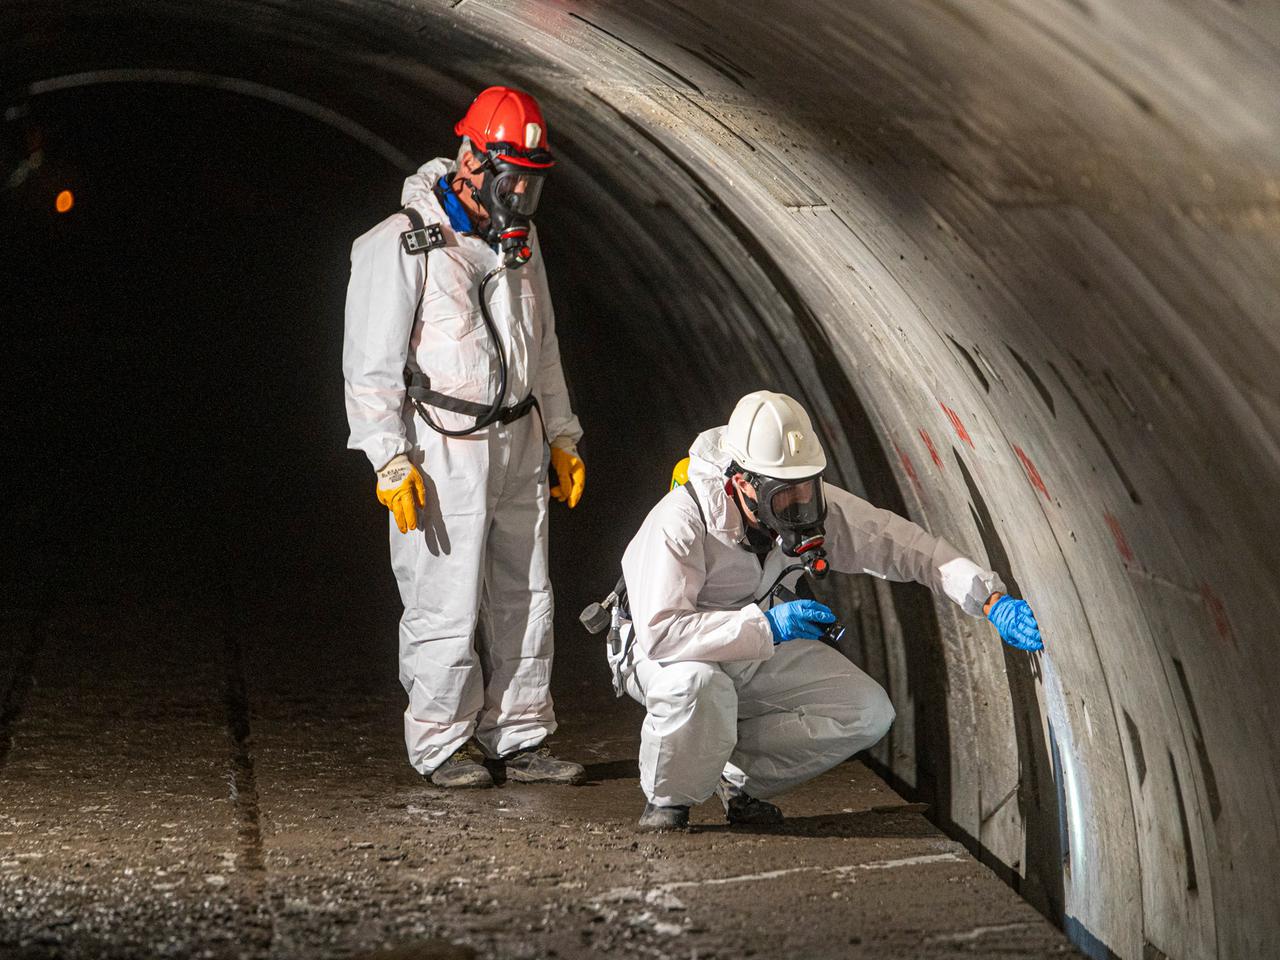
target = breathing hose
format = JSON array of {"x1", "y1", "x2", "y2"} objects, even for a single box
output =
[
  {"x1": 414, "y1": 266, "x2": 509, "y2": 437},
  {"x1": 753, "y1": 562, "x2": 808, "y2": 605},
  {"x1": 752, "y1": 546, "x2": 832, "y2": 604}
]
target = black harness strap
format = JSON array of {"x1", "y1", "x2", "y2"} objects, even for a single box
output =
[
  {"x1": 400, "y1": 207, "x2": 431, "y2": 344},
  {"x1": 404, "y1": 369, "x2": 538, "y2": 425},
  {"x1": 681, "y1": 481, "x2": 706, "y2": 529},
  {"x1": 398, "y1": 204, "x2": 537, "y2": 432}
]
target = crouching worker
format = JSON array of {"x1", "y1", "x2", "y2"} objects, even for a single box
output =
[{"x1": 614, "y1": 391, "x2": 1043, "y2": 832}]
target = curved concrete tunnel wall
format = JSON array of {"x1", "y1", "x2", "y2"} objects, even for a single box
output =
[{"x1": 7, "y1": 2, "x2": 1280, "y2": 957}]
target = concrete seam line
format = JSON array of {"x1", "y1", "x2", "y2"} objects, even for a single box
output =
[{"x1": 24, "y1": 69, "x2": 417, "y2": 172}]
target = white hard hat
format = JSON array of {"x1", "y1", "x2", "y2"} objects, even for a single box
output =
[{"x1": 721, "y1": 391, "x2": 827, "y2": 479}]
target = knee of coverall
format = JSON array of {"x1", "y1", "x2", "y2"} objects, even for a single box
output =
[
  {"x1": 644, "y1": 661, "x2": 736, "y2": 714},
  {"x1": 838, "y1": 673, "x2": 896, "y2": 753}
]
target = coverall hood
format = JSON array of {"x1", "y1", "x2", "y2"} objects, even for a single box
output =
[
  {"x1": 685, "y1": 426, "x2": 750, "y2": 550},
  {"x1": 400, "y1": 157, "x2": 455, "y2": 213}
]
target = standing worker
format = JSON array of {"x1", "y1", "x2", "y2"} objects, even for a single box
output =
[
  {"x1": 614, "y1": 391, "x2": 1043, "y2": 830},
  {"x1": 343, "y1": 86, "x2": 587, "y2": 788}
]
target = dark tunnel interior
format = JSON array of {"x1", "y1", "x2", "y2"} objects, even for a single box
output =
[
  {"x1": 1, "y1": 76, "x2": 698, "y2": 726},
  {"x1": 4, "y1": 86, "x2": 397, "y2": 604},
  {"x1": 4, "y1": 3, "x2": 1280, "y2": 959},
  {"x1": 4, "y1": 78, "x2": 753, "y2": 605}
]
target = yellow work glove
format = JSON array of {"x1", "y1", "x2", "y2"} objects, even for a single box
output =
[
  {"x1": 549, "y1": 444, "x2": 585, "y2": 509},
  {"x1": 376, "y1": 454, "x2": 427, "y2": 533}
]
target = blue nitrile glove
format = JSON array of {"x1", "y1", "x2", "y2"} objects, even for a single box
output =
[
  {"x1": 987, "y1": 596, "x2": 1044, "y2": 651},
  {"x1": 764, "y1": 599, "x2": 836, "y2": 644}
]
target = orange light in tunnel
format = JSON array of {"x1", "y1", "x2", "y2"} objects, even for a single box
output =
[{"x1": 55, "y1": 189, "x2": 74, "y2": 214}]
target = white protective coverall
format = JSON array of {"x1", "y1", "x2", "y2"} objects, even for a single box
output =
[
  {"x1": 343, "y1": 158, "x2": 582, "y2": 775},
  {"x1": 618, "y1": 427, "x2": 1002, "y2": 807}
]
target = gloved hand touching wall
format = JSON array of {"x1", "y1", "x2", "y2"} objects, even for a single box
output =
[
  {"x1": 985, "y1": 594, "x2": 1044, "y2": 651},
  {"x1": 764, "y1": 599, "x2": 836, "y2": 644},
  {"x1": 377, "y1": 454, "x2": 427, "y2": 534},
  {"x1": 550, "y1": 442, "x2": 586, "y2": 508}
]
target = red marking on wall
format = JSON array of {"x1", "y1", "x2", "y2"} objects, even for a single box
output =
[
  {"x1": 1103, "y1": 511, "x2": 1134, "y2": 563},
  {"x1": 894, "y1": 442, "x2": 926, "y2": 501},
  {"x1": 940, "y1": 403, "x2": 975, "y2": 448},
  {"x1": 919, "y1": 429, "x2": 943, "y2": 470},
  {"x1": 1199, "y1": 582, "x2": 1236, "y2": 650},
  {"x1": 1013, "y1": 444, "x2": 1049, "y2": 499}
]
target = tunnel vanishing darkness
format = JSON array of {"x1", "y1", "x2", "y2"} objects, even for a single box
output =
[{"x1": 5, "y1": 2, "x2": 1280, "y2": 958}]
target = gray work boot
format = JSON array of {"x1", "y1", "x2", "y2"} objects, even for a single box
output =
[
  {"x1": 502, "y1": 745, "x2": 586, "y2": 785},
  {"x1": 637, "y1": 802, "x2": 690, "y2": 832},
  {"x1": 716, "y1": 779, "x2": 783, "y2": 826},
  {"x1": 429, "y1": 746, "x2": 494, "y2": 789}
]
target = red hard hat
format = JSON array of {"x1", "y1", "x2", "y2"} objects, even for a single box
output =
[{"x1": 454, "y1": 86, "x2": 554, "y2": 169}]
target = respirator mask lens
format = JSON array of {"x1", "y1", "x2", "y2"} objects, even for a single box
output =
[
  {"x1": 493, "y1": 170, "x2": 545, "y2": 216},
  {"x1": 768, "y1": 478, "x2": 826, "y2": 528}
]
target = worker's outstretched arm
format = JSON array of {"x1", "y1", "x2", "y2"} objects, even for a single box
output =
[
  {"x1": 821, "y1": 484, "x2": 1043, "y2": 649},
  {"x1": 821, "y1": 484, "x2": 1003, "y2": 617}
]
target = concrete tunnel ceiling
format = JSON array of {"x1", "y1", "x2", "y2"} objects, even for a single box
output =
[{"x1": 6, "y1": 1, "x2": 1280, "y2": 957}]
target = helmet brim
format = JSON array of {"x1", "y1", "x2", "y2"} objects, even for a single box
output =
[
  {"x1": 744, "y1": 462, "x2": 827, "y2": 481},
  {"x1": 722, "y1": 440, "x2": 828, "y2": 480},
  {"x1": 493, "y1": 152, "x2": 555, "y2": 170}
]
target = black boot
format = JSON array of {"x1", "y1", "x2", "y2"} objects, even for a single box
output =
[
  {"x1": 637, "y1": 802, "x2": 690, "y2": 832},
  {"x1": 502, "y1": 744, "x2": 586, "y2": 785},
  {"x1": 716, "y1": 779, "x2": 783, "y2": 825},
  {"x1": 428, "y1": 745, "x2": 494, "y2": 789}
]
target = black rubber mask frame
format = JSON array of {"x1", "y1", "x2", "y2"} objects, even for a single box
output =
[
  {"x1": 749, "y1": 473, "x2": 828, "y2": 557},
  {"x1": 473, "y1": 151, "x2": 550, "y2": 267}
]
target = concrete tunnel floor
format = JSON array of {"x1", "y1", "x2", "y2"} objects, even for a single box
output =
[
  {"x1": 0, "y1": 83, "x2": 1083, "y2": 958},
  {"x1": 0, "y1": 591, "x2": 1080, "y2": 960}
]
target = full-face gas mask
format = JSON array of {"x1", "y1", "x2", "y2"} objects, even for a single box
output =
[
  {"x1": 731, "y1": 467, "x2": 829, "y2": 559},
  {"x1": 471, "y1": 146, "x2": 552, "y2": 269}
]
